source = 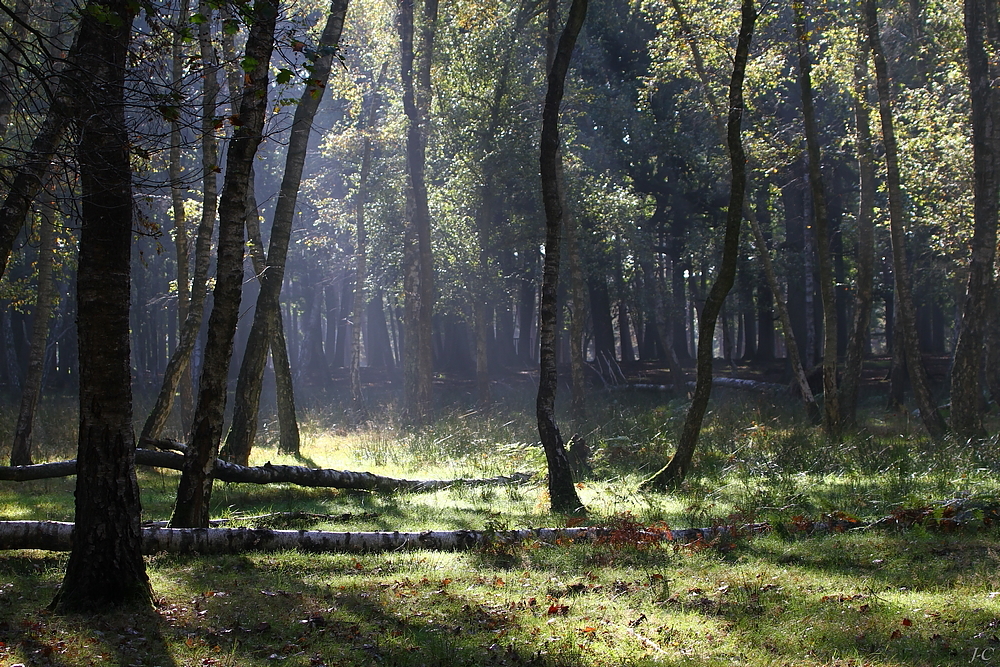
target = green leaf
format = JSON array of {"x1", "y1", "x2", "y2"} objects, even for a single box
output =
[
  {"x1": 190, "y1": 12, "x2": 207, "y2": 24},
  {"x1": 223, "y1": 19, "x2": 239, "y2": 35},
  {"x1": 276, "y1": 69, "x2": 294, "y2": 85},
  {"x1": 241, "y1": 56, "x2": 258, "y2": 71}
]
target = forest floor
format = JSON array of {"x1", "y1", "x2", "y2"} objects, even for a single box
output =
[{"x1": 1, "y1": 375, "x2": 998, "y2": 666}]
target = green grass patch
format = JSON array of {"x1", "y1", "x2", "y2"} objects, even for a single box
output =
[{"x1": 2, "y1": 388, "x2": 999, "y2": 665}]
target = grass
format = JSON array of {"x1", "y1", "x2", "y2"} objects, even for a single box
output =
[{"x1": 1, "y1": 385, "x2": 999, "y2": 666}]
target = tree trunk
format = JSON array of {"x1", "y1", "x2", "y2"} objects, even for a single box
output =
[
  {"x1": 50, "y1": 0, "x2": 152, "y2": 612},
  {"x1": 351, "y1": 63, "x2": 387, "y2": 418},
  {"x1": 641, "y1": 0, "x2": 756, "y2": 491},
  {"x1": 794, "y1": 0, "x2": 840, "y2": 439},
  {"x1": 139, "y1": 0, "x2": 220, "y2": 445},
  {"x1": 950, "y1": 0, "x2": 999, "y2": 439},
  {"x1": 399, "y1": 0, "x2": 437, "y2": 421},
  {"x1": 865, "y1": 0, "x2": 948, "y2": 438},
  {"x1": 170, "y1": 0, "x2": 194, "y2": 433},
  {"x1": 0, "y1": 36, "x2": 75, "y2": 280},
  {"x1": 222, "y1": 0, "x2": 348, "y2": 464},
  {"x1": 841, "y1": 23, "x2": 877, "y2": 427},
  {"x1": 537, "y1": 0, "x2": 587, "y2": 514},
  {"x1": 9, "y1": 203, "x2": 56, "y2": 466},
  {"x1": 170, "y1": 2, "x2": 277, "y2": 528}
]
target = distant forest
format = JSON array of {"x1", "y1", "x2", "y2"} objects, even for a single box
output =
[{"x1": 1, "y1": 0, "x2": 997, "y2": 452}]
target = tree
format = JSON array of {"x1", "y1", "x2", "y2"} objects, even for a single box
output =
[
  {"x1": 641, "y1": 0, "x2": 756, "y2": 491},
  {"x1": 399, "y1": 0, "x2": 438, "y2": 421},
  {"x1": 865, "y1": 0, "x2": 948, "y2": 439},
  {"x1": 170, "y1": 0, "x2": 278, "y2": 528},
  {"x1": 9, "y1": 201, "x2": 56, "y2": 466},
  {"x1": 537, "y1": 0, "x2": 587, "y2": 514},
  {"x1": 222, "y1": 0, "x2": 350, "y2": 466},
  {"x1": 793, "y1": 0, "x2": 840, "y2": 439},
  {"x1": 950, "y1": 0, "x2": 998, "y2": 438},
  {"x1": 49, "y1": 0, "x2": 151, "y2": 612}
]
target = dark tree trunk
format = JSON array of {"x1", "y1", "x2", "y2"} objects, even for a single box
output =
[
  {"x1": 222, "y1": 0, "x2": 347, "y2": 464},
  {"x1": 794, "y1": 0, "x2": 840, "y2": 439},
  {"x1": 841, "y1": 25, "x2": 877, "y2": 427},
  {"x1": 641, "y1": 0, "x2": 756, "y2": 490},
  {"x1": 170, "y1": 2, "x2": 277, "y2": 528},
  {"x1": 400, "y1": 0, "x2": 437, "y2": 421},
  {"x1": 866, "y1": 0, "x2": 948, "y2": 438},
  {"x1": 518, "y1": 277, "x2": 537, "y2": 365},
  {"x1": 950, "y1": 0, "x2": 999, "y2": 438},
  {"x1": 139, "y1": 1, "x2": 220, "y2": 445},
  {"x1": 50, "y1": 0, "x2": 152, "y2": 612},
  {"x1": 10, "y1": 204, "x2": 56, "y2": 466},
  {"x1": 537, "y1": 0, "x2": 587, "y2": 514}
]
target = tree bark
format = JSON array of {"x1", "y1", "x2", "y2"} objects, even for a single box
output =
[
  {"x1": 170, "y1": 0, "x2": 194, "y2": 433},
  {"x1": 139, "y1": 0, "x2": 221, "y2": 445},
  {"x1": 9, "y1": 202, "x2": 56, "y2": 466},
  {"x1": 49, "y1": 0, "x2": 152, "y2": 612},
  {"x1": 1, "y1": 449, "x2": 532, "y2": 491},
  {"x1": 841, "y1": 22, "x2": 877, "y2": 427},
  {"x1": 865, "y1": 0, "x2": 948, "y2": 439},
  {"x1": 399, "y1": 0, "x2": 438, "y2": 421},
  {"x1": 223, "y1": 0, "x2": 348, "y2": 464},
  {"x1": 641, "y1": 0, "x2": 756, "y2": 491},
  {"x1": 537, "y1": 0, "x2": 587, "y2": 514},
  {"x1": 794, "y1": 0, "x2": 840, "y2": 439},
  {"x1": 170, "y1": 1, "x2": 278, "y2": 528},
  {"x1": 351, "y1": 62, "x2": 387, "y2": 419},
  {"x1": 950, "y1": 0, "x2": 999, "y2": 439}
]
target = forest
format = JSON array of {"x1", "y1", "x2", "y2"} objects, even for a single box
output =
[{"x1": 0, "y1": 0, "x2": 999, "y2": 662}]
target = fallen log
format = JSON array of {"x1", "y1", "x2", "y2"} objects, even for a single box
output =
[
  {"x1": 607, "y1": 378, "x2": 790, "y2": 394},
  {"x1": 0, "y1": 450, "x2": 533, "y2": 493},
  {"x1": 0, "y1": 521, "x2": 767, "y2": 554}
]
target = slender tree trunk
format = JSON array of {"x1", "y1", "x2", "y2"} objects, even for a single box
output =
[
  {"x1": 841, "y1": 25, "x2": 877, "y2": 427},
  {"x1": 351, "y1": 62, "x2": 387, "y2": 418},
  {"x1": 170, "y1": 0, "x2": 194, "y2": 432},
  {"x1": 50, "y1": 0, "x2": 152, "y2": 612},
  {"x1": 0, "y1": 47, "x2": 75, "y2": 279},
  {"x1": 222, "y1": 0, "x2": 348, "y2": 464},
  {"x1": 170, "y1": 2, "x2": 277, "y2": 528},
  {"x1": 641, "y1": 0, "x2": 756, "y2": 491},
  {"x1": 0, "y1": 0, "x2": 30, "y2": 136},
  {"x1": 139, "y1": 1, "x2": 220, "y2": 445},
  {"x1": 840, "y1": 30, "x2": 877, "y2": 423},
  {"x1": 950, "y1": 0, "x2": 999, "y2": 438},
  {"x1": 537, "y1": 0, "x2": 587, "y2": 514},
  {"x1": 865, "y1": 0, "x2": 947, "y2": 438},
  {"x1": 671, "y1": 0, "x2": 815, "y2": 420},
  {"x1": 794, "y1": 0, "x2": 840, "y2": 439},
  {"x1": 10, "y1": 203, "x2": 56, "y2": 466},
  {"x1": 399, "y1": 0, "x2": 438, "y2": 421}
]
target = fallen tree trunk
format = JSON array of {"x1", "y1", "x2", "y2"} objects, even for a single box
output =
[
  {"x1": 0, "y1": 451, "x2": 532, "y2": 492},
  {"x1": 0, "y1": 522, "x2": 769, "y2": 554},
  {"x1": 608, "y1": 378, "x2": 789, "y2": 394}
]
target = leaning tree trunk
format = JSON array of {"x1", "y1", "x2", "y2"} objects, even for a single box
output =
[
  {"x1": 865, "y1": 0, "x2": 948, "y2": 439},
  {"x1": 537, "y1": 0, "x2": 587, "y2": 514},
  {"x1": 9, "y1": 203, "x2": 57, "y2": 466},
  {"x1": 841, "y1": 23, "x2": 877, "y2": 427},
  {"x1": 139, "y1": 0, "x2": 220, "y2": 445},
  {"x1": 950, "y1": 0, "x2": 999, "y2": 439},
  {"x1": 399, "y1": 0, "x2": 438, "y2": 422},
  {"x1": 670, "y1": 0, "x2": 816, "y2": 422},
  {"x1": 221, "y1": 0, "x2": 347, "y2": 466},
  {"x1": 169, "y1": 0, "x2": 194, "y2": 432},
  {"x1": 170, "y1": 3, "x2": 277, "y2": 529},
  {"x1": 641, "y1": 0, "x2": 756, "y2": 491},
  {"x1": 794, "y1": 0, "x2": 840, "y2": 439},
  {"x1": 49, "y1": 0, "x2": 152, "y2": 613},
  {"x1": 0, "y1": 32, "x2": 77, "y2": 280}
]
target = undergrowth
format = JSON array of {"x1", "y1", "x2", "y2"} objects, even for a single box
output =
[{"x1": 0, "y1": 386, "x2": 998, "y2": 665}]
